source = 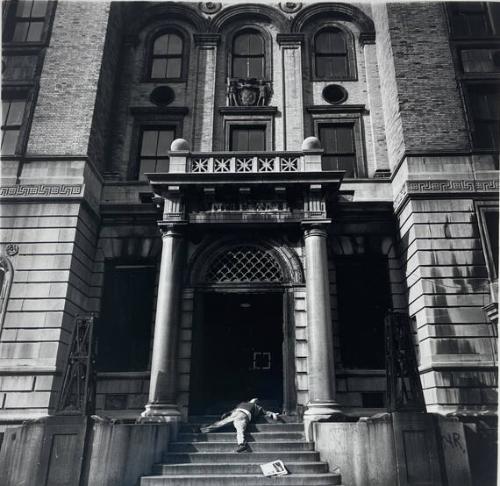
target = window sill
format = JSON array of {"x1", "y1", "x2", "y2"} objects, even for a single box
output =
[
  {"x1": 307, "y1": 104, "x2": 367, "y2": 114},
  {"x1": 219, "y1": 106, "x2": 278, "y2": 115},
  {"x1": 130, "y1": 106, "x2": 189, "y2": 115}
]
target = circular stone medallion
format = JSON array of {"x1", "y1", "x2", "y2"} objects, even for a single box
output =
[
  {"x1": 279, "y1": 2, "x2": 302, "y2": 13},
  {"x1": 150, "y1": 86, "x2": 175, "y2": 106},
  {"x1": 198, "y1": 2, "x2": 222, "y2": 14},
  {"x1": 322, "y1": 84, "x2": 348, "y2": 104}
]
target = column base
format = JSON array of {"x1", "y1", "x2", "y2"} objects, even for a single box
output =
[
  {"x1": 303, "y1": 401, "x2": 347, "y2": 440},
  {"x1": 139, "y1": 403, "x2": 182, "y2": 423}
]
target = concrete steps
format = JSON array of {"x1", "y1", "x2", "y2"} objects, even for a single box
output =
[
  {"x1": 170, "y1": 441, "x2": 315, "y2": 452},
  {"x1": 140, "y1": 473, "x2": 341, "y2": 485},
  {"x1": 153, "y1": 462, "x2": 330, "y2": 475},
  {"x1": 140, "y1": 418, "x2": 342, "y2": 486},
  {"x1": 178, "y1": 432, "x2": 305, "y2": 441}
]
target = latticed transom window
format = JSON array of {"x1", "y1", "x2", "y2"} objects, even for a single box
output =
[{"x1": 206, "y1": 247, "x2": 284, "y2": 283}]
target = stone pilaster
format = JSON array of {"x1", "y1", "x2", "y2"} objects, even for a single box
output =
[
  {"x1": 192, "y1": 34, "x2": 220, "y2": 151},
  {"x1": 277, "y1": 34, "x2": 305, "y2": 151}
]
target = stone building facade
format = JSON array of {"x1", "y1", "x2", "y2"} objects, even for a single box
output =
[{"x1": 0, "y1": 0, "x2": 498, "y2": 431}]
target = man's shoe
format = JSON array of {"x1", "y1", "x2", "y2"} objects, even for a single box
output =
[
  {"x1": 200, "y1": 427, "x2": 209, "y2": 434},
  {"x1": 235, "y1": 443, "x2": 248, "y2": 453}
]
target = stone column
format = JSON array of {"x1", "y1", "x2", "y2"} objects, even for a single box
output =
[
  {"x1": 142, "y1": 224, "x2": 185, "y2": 423},
  {"x1": 277, "y1": 34, "x2": 304, "y2": 151},
  {"x1": 303, "y1": 224, "x2": 343, "y2": 430}
]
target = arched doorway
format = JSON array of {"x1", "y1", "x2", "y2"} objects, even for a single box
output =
[{"x1": 188, "y1": 241, "x2": 301, "y2": 415}]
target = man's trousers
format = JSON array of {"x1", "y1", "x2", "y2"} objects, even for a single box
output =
[{"x1": 202, "y1": 410, "x2": 249, "y2": 444}]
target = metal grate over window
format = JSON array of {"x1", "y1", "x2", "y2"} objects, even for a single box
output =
[{"x1": 206, "y1": 247, "x2": 284, "y2": 283}]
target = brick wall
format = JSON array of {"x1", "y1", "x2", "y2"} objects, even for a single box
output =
[
  {"x1": 374, "y1": 3, "x2": 469, "y2": 169},
  {"x1": 88, "y1": 3, "x2": 125, "y2": 171},
  {"x1": 28, "y1": 1, "x2": 112, "y2": 159}
]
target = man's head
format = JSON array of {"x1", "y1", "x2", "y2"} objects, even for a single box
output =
[{"x1": 249, "y1": 398, "x2": 259, "y2": 404}]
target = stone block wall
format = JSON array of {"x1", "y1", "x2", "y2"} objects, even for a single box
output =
[
  {"x1": 398, "y1": 195, "x2": 497, "y2": 413},
  {"x1": 0, "y1": 194, "x2": 99, "y2": 424},
  {"x1": 0, "y1": 0, "x2": 112, "y2": 427}
]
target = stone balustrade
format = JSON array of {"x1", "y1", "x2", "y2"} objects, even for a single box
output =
[
  {"x1": 189, "y1": 152, "x2": 304, "y2": 173},
  {"x1": 166, "y1": 137, "x2": 325, "y2": 174}
]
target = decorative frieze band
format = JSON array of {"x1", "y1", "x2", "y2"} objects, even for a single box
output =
[
  {"x1": 0, "y1": 184, "x2": 84, "y2": 199},
  {"x1": 394, "y1": 179, "x2": 500, "y2": 210}
]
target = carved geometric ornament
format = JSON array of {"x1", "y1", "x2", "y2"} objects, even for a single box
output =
[{"x1": 206, "y1": 246, "x2": 284, "y2": 283}]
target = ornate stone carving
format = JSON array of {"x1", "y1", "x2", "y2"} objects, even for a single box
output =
[
  {"x1": 198, "y1": 2, "x2": 221, "y2": 14},
  {"x1": 0, "y1": 184, "x2": 84, "y2": 198},
  {"x1": 279, "y1": 2, "x2": 302, "y2": 13},
  {"x1": 208, "y1": 200, "x2": 289, "y2": 212},
  {"x1": 5, "y1": 244, "x2": 19, "y2": 256},
  {"x1": 227, "y1": 78, "x2": 272, "y2": 107},
  {"x1": 394, "y1": 178, "x2": 500, "y2": 210}
]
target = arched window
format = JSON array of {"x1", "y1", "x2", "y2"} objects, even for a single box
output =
[
  {"x1": 150, "y1": 31, "x2": 184, "y2": 80},
  {"x1": 232, "y1": 30, "x2": 265, "y2": 79},
  {"x1": 314, "y1": 27, "x2": 352, "y2": 80}
]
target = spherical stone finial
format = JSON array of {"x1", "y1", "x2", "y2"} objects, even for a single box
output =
[
  {"x1": 302, "y1": 136, "x2": 322, "y2": 151},
  {"x1": 170, "y1": 138, "x2": 190, "y2": 152}
]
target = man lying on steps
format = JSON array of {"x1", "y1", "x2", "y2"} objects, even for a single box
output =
[{"x1": 200, "y1": 398, "x2": 280, "y2": 452}]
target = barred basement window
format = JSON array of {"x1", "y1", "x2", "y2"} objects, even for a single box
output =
[{"x1": 206, "y1": 247, "x2": 284, "y2": 283}]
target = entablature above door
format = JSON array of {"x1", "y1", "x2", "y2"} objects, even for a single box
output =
[{"x1": 147, "y1": 170, "x2": 344, "y2": 226}]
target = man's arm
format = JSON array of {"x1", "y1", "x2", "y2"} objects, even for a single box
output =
[{"x1": 256, "y1": 404, "x2": 279, "y2": 420}]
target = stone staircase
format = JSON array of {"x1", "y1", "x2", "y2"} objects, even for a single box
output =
[{"x1": 140, "y1": 416, "x2": 342, "y2": 485}]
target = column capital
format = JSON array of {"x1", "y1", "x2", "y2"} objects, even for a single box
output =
[
  {"x1": 302, "y1": 222, "x2": 331, "y2": 239},
  {"x1": 277, "y1": 33, "x2": 305, "y2": 46},
  {"x1": 194, "y1": 33, "x2": 221, "y2": 46},
  {"x1": 158, "y1": 221, "x2": 187, "y2": 237}
]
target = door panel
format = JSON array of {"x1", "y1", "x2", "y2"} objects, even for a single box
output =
[{"x1": 190, "y1": 292, "x2": 283, "y2": 414}]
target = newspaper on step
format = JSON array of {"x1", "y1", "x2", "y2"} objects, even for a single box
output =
[{"x1": 259, "y1": 460, "x2": 289, "y2": 476}]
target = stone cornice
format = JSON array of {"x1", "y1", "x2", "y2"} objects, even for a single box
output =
[
  {"x1": 193, "y1": 33, "x2": 221, "y2": 46},
  {"x1": 394, "y1": 178, "x2": 500, "y2": 212},
  {"x1": 277, "y1": 33, "x2": 305, "y2": 46}
]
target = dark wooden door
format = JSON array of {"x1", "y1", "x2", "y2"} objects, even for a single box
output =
[{"x1": 190, "y1": 292, "x2": 284, "y2": 415}]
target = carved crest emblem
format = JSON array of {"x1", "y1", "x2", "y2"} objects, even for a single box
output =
[{"x1": 240, "y1": 87, "x2": 257, "y2": 106}]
